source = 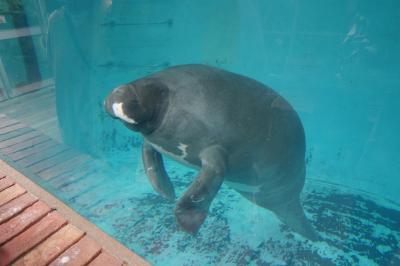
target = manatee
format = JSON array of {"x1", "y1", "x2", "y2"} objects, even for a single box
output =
[{"x1": 105, "y1": 64, "x2": 318, "y2": 240}]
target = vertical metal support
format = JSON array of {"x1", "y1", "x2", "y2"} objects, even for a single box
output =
[
  {"x1": 0, "y1": 77, "x2": 7, "y2": 101},
  {"x1": 36, "y1": 0, "x2": 50, "y2": 60},
  {"x1": 0, "y1": 57, "x2": 12, "y2": 100},
  {"x1": 37, "y1": 0, "x2": 49, "y2": 30}
]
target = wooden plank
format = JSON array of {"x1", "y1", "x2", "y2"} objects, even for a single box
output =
[
  {"x1": 0, "y1": 88, "x2": 53, "y2": 112},
  {"x1": 0, "y1": 115, "x2": 13, "y2": 122},
  {"x1": 19, "y1": 144, "x2": 71, "y2": 168},
  {"x1": 35, "y1": 115, "x2": 58, "y2": 129},
  {"x1": 0, "y1": 184, "x2": 26, "y2": 206},
  {"x1": 12, "y1": 79, "x2": 54, "y2": 97},
  {"x1": 0, "y1": 93, "x2": 8, "y2": 102},
  {"x1": 0, "y1": 127, "x2": 32, "y2": 142},
  {"x1": 59, "y1": 171, "x2": 106, "y2": 199},
  {"x1": 11, "y1": 105, "x2": 56, "y2": 126},
  {"x1": 41, "y1": 126, "x2": 61, "y2": 142},
  {"x1": 8, "y1": 140, "x2": 58, "y2": 161},
  {"x1": 0, "y1": 201, "x2": 52, "y2": 245},
  {"x1": 11, "y1": 107, "x2": 56, "y2": 128},
  {"x1": 27, "y1": 149, "x2": 79, "y2": 173},
  {"x1": 0, "y1": 87, "x2": 59, "y2": 142},
  {"x1": 0, "y1": 93, "x2": 55, "y2": 116},
  {"x1": 0, "y1": 123, "x2": 25, "y2": 135},
  {"x1": 10, "y1": 106, "x2": 56, "y2": 125},
  {"x1": 64, "y1": 180, "x2": 110, "y2": 210},
  {"x1": 0, "y1": 119, "x2": 20, "y2": 130},
  {"x1": 2, "y1": 135, "x2": 51, "y2": 155},
  {"x1": 50, "y1": 235, "x2": 101, "y2": 266},
  {"x1": 0, "y1": 193, "x2": 38, "y2": 224},
  {"x1": 0, "y1": 130, "x2": 41, "y2": 149},
  {"x1": 0, "y1": 212, "x2": 67, "y2": 265},
  {"x1": 38, "y1": 155, "x2": 92, "y2": 181},
  {"x1": 0, "y1": 26, "x2": 42, "y2": 40},
  {"x1": 0, "y1": 85, "x2": 52, "y2": 103},
  {"x1": 89, "y1": 252, "x2": 124, "y2": 266},
  {"x1": 0, "y1": 176, "x2": 14, "y2": 192},
  {"x1": 13, "y1": 224, "x2": 84, "y2": 266},
  {"x1": 49, "y1": 165, "x2": 99, "y2": 189},
  {"x1": 0, "y1": 114, "x2": 8, "y2": 120}
]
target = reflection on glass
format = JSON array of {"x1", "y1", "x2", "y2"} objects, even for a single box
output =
[{"x1": 0, "y1": 0, "x2": 399, "y2": 265}]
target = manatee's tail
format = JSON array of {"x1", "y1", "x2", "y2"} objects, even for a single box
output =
[{"x1": 272, "y1": 197, "x2": 319, "y2": 241}]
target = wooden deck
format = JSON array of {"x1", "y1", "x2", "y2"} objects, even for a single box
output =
[
  {"x1": 0, "y1": 161, "x2": 148, "y2": 266},
  {"x1": 0, "y1": 87, "x2": 60, "y2": 142}
]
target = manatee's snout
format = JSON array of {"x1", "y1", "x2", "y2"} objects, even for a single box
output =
[
  {"x1": 104, "y1": 85, "x2": 139, "y2": 125},
  {"x1": 104, "y1": 86, "x2": 125, "y2": 118},
  {"x1": 104, "y1": 95, "x2": 116, "y2": 118}
]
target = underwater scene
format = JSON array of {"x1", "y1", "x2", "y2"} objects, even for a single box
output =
[{"x1": 0, "y1": 0, "x2": 399, "y2": 265}]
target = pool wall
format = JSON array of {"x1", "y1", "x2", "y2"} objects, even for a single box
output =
[{"x1": 9, "y1": 0, "x2": 400, "y2": 201}]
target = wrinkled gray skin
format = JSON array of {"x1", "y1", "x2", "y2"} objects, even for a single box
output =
[{"x1": 105, "y1": 64, "x2": 318, "y2": 240}]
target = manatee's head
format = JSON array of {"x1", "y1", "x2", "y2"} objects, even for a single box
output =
[{"x1": 104, "y1": 79, "x2": 169, "y2": 134}]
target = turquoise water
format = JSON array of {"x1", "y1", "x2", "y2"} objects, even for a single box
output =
[{"x1": 2, "y1": 0, "x2": 400, "y2": 265}]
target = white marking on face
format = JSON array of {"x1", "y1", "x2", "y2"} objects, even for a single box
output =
[
  {"x1": 177, "y1": 143, "x2": 189, "y2": 159},
  {"x1": 224, "y1": 181, "x2": 262, "y2": 193},
  {"x1": 112, "y1": 102, "x2": 137, "y2": 124}
]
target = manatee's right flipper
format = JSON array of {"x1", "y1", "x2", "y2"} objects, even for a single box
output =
[
  {"x1": 272, "y1": 197, "x2": 319, "y2": 241},
  {"x1": 142, "y1": 141, "x2": 175, "y2": 201},
  {"x1": 175, "y1": 145, "x2": 227, "y2": 234}
]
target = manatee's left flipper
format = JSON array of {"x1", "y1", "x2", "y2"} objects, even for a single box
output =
[
  {"x1": 142, "y1": 141, "x2": 176, "y2": 201},
  {"x1": 175, "y1": 145, "x2": 228, "y2": 234}
]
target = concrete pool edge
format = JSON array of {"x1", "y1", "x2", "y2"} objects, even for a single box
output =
[{"x1": 0, "y1": 159, "x2": 150, "y2": 266}]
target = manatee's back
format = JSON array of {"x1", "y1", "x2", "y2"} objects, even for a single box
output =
[{"x1": 150, "y1": 64, "x2": 305, "y2": 169}]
